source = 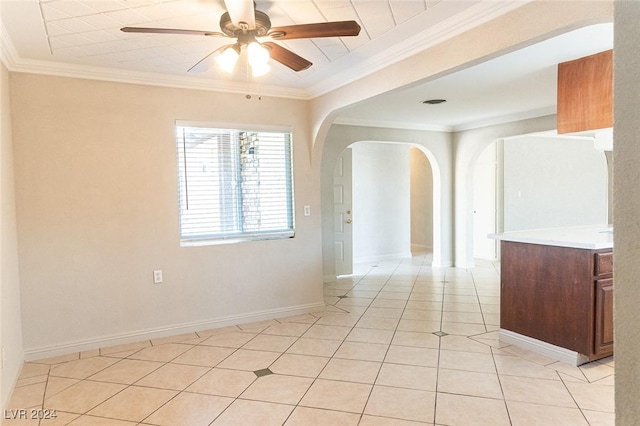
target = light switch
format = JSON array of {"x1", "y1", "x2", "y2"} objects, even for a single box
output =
[{"x1": 304, "y1": 205, "x2": 311, "y2": 216}]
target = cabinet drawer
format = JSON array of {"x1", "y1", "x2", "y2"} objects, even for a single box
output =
[{"x1": 595, "y1": 252, "x2": 613, "y2": 276}]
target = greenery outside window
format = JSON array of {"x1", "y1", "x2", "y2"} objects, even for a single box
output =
[{"x1": 176, "y1": 122, "x2": 295, "y2": 245}]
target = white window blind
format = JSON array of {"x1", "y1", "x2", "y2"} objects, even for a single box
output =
[{"x1": 176, "y1": 124, "x2": 295, "y2": 244}]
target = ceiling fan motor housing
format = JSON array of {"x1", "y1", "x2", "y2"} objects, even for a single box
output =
[{"x1": 220, "y1": 10, "x2": 272, "y2": 37}]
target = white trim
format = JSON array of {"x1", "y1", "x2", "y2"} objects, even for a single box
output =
[
  {"x1": 455, "y1": 260, "x2": 476, "y2": 269},
  {"x1": 499, "y1": 329, "x2": 589, "y2": 366},
  {"x1": 175, "y1": 120, "x2": 294, "y2": 133},
  {"x1": 1, "y1": 2, "x2": 528, "y2": 101},
  {"x1": 452, "y1": 107, "x2": 557, "y2": 132},
  {"x1": 0, "y1": 21, "x2": 307, "y2": 100},
  {"x1": 8, "y1": 58, "x2": 309, "y2": 100},
  {"x1": 433, "y1": 260, "x2": 454, "y2": 268},
  {"x1": 333, "y1": 117, "x2": 452, "y2": 133},
  {"x1": 23, "y1": 302, "x2": 325, "y2": 361},
  {"x1": 323, "y1": 274, "x2": 338, "y2": 283},
  {"x1": 332, "y1": 106, "x2": 556, "y2": 137},
  {"x1": 0, "y1": 21, "x2": 18, "y2": 70},
  {"x1": 354, "y1": 251, "x2": 413, "y2": 264},
  {"x1": 472, "y1": 256, "x2": 498, "y2": 262},
  {"x1": 305, "y1": 1, "x2": 531, "y2": 98},
  {"x1": 180, "y1": 232, "x2": 295, "y2": 247}
]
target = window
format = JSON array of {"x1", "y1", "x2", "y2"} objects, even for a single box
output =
[{"x1": 176, "y1": 123, "x2": 295, "y2": 245}]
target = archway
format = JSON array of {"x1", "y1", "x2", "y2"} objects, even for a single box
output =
[{"x1": 319, "y1": 125, "x2": 449, "y2": 282}]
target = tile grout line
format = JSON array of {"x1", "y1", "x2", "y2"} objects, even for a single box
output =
[
  {"x1": 431, "y1": 267, "x2": 450, "y2": 425},
  {"x1": 355, "y1": 258, "x2": 412, "y2": 425},
  {"x1": 484, "y1": 268, "x2": 513, "y2": 426},
  {"x1": 556, "y1": 370, "x2": 593, "y2": 425},
  {"x1": 206, "y1": 314, "x2": 323, "y2": 424},
  {"x1": 274, "y1": 270, "x2": 372, "y2": 424},
  {"x1": 13, "y1": 253, "x2": 614, "y2": 425}
]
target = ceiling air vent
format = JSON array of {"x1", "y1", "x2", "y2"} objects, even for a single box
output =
[{"x1": 422, "y1": 99, "x2": 447, "y2": 105}]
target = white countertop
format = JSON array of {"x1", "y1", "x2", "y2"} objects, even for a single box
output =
[{"x1": 489, "y1": 225, "x2": 613, "y2": 250}]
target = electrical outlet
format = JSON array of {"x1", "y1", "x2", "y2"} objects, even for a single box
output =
[
  {"x1": 153, "y1": 270, "x2": 163, "y2": 284},
  {"x1": 304, "y1": 205, "x2": 311, "y2": 216}
]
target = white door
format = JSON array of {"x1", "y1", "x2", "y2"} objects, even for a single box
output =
[
  {"x1": 473, "y1": 142, "x2": 497, "y2": 260},
  {"x1": 334, "y1": 149, "x2": 353, "y2": 276}
]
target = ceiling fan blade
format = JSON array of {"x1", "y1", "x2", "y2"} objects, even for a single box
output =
[
  {"x1": 263, "y1": 42, "x2": 312, "y2": 72},
  {"x1": 268, "y1": 21, "x2": 361, "y2": 40},
  {"x1": 121, "y1": 27, "x2": 226, "y2": 37},
  {"x1": 223, "y1": 0, "x2": 255, "y2": 28},
  {"x1": 188, "y1": 44, "x2": 231, "y2": 73}
]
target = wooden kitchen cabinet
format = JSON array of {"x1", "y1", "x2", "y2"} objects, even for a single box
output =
[
  {"x1": 594, "y1": 278, "x2": 614, "y2": 357},
  {"x1": 594, "y1": 251, "x2": 613, "y2": 357},
  {"x1": 557, "y1": 49, "x2": 612, "y2": 134},
  {"x1": 500, "y1": 241, "x2": 613, "y2": 362}
]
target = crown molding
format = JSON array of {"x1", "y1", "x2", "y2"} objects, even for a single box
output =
[
  {"x1": 7, "y1": 58, "x2": 310, "y2": 99},
  {"x1": 334, "y1": 105, "x2": 556, "y2": 134},
  {"x1": 452, "y1": 106, "x2": 556, "y2": 132},
  {"x1": 333, "y1": 117, "x2": 452, "y2": 133},
  {"x1": 0, "y1": 21, "x2": 308, "y2": 99},
  {"x1": 0, "y1": 21, "x2": 18, "y2": 70},
  {"x1": 2, "y1": 1, "x2": 530, "y2": 101},
  {"x1": 305, "y1": 1, "x2": 531, "y2": 98}
]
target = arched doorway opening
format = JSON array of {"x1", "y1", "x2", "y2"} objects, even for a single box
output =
[{"x1": 326, "y1": 140, "x2": 440, "y2": 280}]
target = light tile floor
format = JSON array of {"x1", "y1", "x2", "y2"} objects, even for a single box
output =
[{"x1": 5, "y1": 252, "x2": 614, "y2": 425}]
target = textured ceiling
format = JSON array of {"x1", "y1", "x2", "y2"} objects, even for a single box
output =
[
  {"x1": 1, "y1": 0, "x2": 523, "y2": 97},
  {"x1": 36, "y1": 0, "x2": 370, "y2": 75},
  {"x1": 1, "y1": 1, "x2": 613, "y2": 129}
]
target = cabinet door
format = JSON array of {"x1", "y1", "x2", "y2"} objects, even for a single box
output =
[{"x1": 594, "y1": 278, "x2": 614, "y2": 356}]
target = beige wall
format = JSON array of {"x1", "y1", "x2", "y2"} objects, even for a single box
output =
[
  {"x1": 352, "y1": 142, "x2": 411, "y2": 262},
  {"x1": 452, "y1": 114, "x2": 558, "y2": 268},
  {"x1": 502, "y1": 135, "x2": 608, "y2": 231},
  {"x1": 312, "y1": 1, "x2": 612, "y2": 271},
  {"x1": 410, "y1": 147, "x2": 433, "y2": 250},
  {"x1": 10, "y1": 74, "x2": 322, "y2": 358},
  {"x1": 614, "y1": 1, "x2": 640, "y2": 423},
  {"x1": 6, "y1": 2, "x2": 637, "y2": 420},
  {"x1": 320, "y1": 124, "x2": 453, "y2": 280},
  {"x1": 310, "y1": 1, "x2": 613, "y2": 153},
  {"x1": 1, "y1": 62, "x2": 24, "y2": 409}
]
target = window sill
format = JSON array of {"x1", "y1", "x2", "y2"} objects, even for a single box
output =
[{"x1": 180, "y1": 233, "x2": 295, "y2": 247}]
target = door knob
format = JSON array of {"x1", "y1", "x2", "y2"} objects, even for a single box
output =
[
  {"x1": 346, "y1": 209, "x2": 352, "y2": 214},
  {"x1": 346, "y1": 219, "x2": 353, "y2": 224}
]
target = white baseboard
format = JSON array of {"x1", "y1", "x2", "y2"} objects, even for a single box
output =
[
  {"x1": 24, "y1": 302, "x2": 326, "y2": 361},
  {"x1": 432, "y1": 259, "x2": 453, "y2": 268},
  {"x1": 499, "y1": 329, "x2": 589, "y2": 366},
  {"x1": 323, "y1": 274, "x2": 337, "y2": 283},
  {"x1": 454, "y1": 260, "x2": 476, "y2": 268},
  {"x1": 354, "y1": 251, "x2": 413, "y2": 264}
]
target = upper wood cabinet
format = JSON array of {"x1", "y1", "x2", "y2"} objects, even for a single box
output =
[{"x1": 557, "y1": 49, "x2": 613, "y2": 134}]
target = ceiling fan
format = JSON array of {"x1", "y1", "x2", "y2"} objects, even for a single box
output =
[{"x1": 121, "y1": 0, "x2": 361, "y2": 76}]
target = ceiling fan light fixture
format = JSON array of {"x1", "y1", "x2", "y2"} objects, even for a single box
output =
[
  {"x1": 247, "y1": 42, "x2": 270, "y2": 66},
  {"x1": 215, "y1": 45, "x2": 240, "y2": 73},
  {"x1": 251, "y1": 62, "x2": 271, "y2": 77},
  {"x1": 247, "y1": 41, "x2": 271, "y2": 77},
  {"x1": 120, "y1": 4, "x2": 361, "y2": 76}
]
